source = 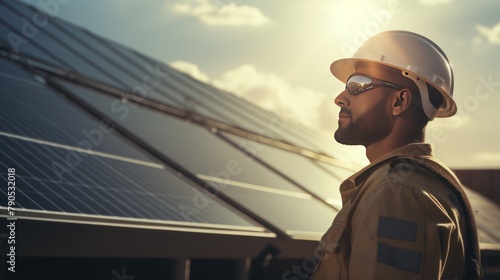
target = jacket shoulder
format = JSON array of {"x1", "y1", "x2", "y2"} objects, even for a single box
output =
[{"x1": 361, "y1": 157, "x2": 445, "y2": 191}]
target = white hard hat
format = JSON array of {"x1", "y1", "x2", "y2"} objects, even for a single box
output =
[{"x1": 331, "y1": 30, "x2": 456, "y2": 119}]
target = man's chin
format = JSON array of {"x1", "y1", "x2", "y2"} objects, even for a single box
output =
[
  {"x1": 334, "y1": 130, "x2": 358, "y2": 145},
  {"x1": 334, "y1": 131, "x2": 351, "y2": 145}
]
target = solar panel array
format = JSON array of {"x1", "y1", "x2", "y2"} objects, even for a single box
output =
[
  {"x1": 1, "y1": 0, "x2": 499, "y2": 246},
  {"x1": 0, "y1": 57, "x2": 261, "y2": 229},
  {"x1": 0, "y1": 0, "x2": 360, "y2": 239}
]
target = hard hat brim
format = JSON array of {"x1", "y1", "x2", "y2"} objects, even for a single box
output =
[{"x1": 330, "y1": 58, "x2": 457, "y2": 118}]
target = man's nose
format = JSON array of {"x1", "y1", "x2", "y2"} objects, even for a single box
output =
[{"x1": 334, "y1": 89, "x2": 350, "y2": 108}]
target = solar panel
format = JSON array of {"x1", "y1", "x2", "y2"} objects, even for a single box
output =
[
  {"x1": 133, "y1": 48, "x2": 365, "y2": 162},
  {"x1": 219, "y1": 185, "x2": 336, "y2": 234},
  {"x1": 102, "y1": 40, "x2": 331, "y2": 151},
  {"x1": 50, "y1": 77, "x2": 338, "y2": 234},
  {"x1": 0, "y1": 135, "x2": 261, "y2": 227},
  {"x1": 1, "y1": 0, "x2": 186, "y2": 108},
  {"x1": 2, "y1": 1, "x2": 131, "y2": 86},
  {"x1": 464, "y1": 188, "x2": 500, "y2": 244},
  {"x1": 85, "y1": 37, "x2": 219, "y2": 112},
  {"x1": 0, "y1": 58, "x2": 262, "y2": 229},
  {"x1": 0, "y1": 59, "x2": 152, "y2": 161},
  {"x1": 53, "y1": 79, "x2": 303, "y2": 192},
  {"x1": 221, "y1": 132, "x2": 350, "y2": 208},
  {"x1": 0, "y1": 0, "x2": 362, "y2": 164},
  {"x1": 52, "y1": 23, "x2": 185, "y2": 107},
  {"x1": 94, "y1": 39, "x2": 249, "y2": 126},
  {"x1": 0, "y1": 21, "x2": 65, "y2": 68}
]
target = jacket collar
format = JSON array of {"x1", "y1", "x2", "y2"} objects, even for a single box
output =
[{"x1": 339, "y1": 143, "x2": 434, "y2": 205}]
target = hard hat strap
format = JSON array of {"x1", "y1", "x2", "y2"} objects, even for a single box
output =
[{"x1": 402, "y1": 71, "x2": 438, "y2": 120}]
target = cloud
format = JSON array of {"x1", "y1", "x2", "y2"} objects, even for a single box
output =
[
  {"x1": 212, "y1": 64, "x2": 335, "y2": 130},
  {"x1": 417, "y1": 0, "x2": 453, "y2": 5},
  {"x1": 427, "y1": 114, "x2": 472, "y2": 131},
  {"x1": 474, "y1": 152, "x2": 500, "y2": 162},
  {"x1": 171, "y1": 0, "x2": 270, "y2": 27},
  {"x1": 170, "y1": 61, "x2": 336, "y2": 131},
  {"x1": 476, "y1": 23, "x2": 500, "y2": 44},
  {"x1": 169, "y1": 61, "x2": 210, "y2": 83}
]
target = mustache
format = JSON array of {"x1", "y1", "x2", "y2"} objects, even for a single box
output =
[{"x1": 339, "y1": 108, "x2": 352, "y2": 116}]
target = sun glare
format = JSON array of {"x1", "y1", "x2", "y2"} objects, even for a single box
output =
[
  {"x1": 326, "y1": 1, "x2": 378, "y2": 35},
  {"x1": 320, "y1": 0, "x2": 401, "y2": 57}
]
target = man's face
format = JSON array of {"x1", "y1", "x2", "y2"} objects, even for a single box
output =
[{"x1": 334, "y1": 73, "x2": 395, "y2": 146}]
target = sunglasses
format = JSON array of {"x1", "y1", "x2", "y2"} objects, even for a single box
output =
[{"x1": 346, "y1": 75, "x2": 403, "y2": 96}]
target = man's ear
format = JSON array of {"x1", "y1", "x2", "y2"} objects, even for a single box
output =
[{"x1": 392, "y1": 89, "x2": 412, "y2": 116}]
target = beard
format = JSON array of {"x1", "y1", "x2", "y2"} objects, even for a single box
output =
[{"x1": 334, "y1": 101, "x2": 392, "y2": 146}]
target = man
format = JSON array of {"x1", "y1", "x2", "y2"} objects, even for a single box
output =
[{"x1": 311, "y1": 31, "x2": 482, "y2": 279}]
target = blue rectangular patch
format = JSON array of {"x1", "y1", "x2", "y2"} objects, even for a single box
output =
[{"x1": 377, "y1": 216, "x2": 417, "y2": 242}]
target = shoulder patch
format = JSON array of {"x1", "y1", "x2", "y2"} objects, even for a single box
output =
[
  {"x1": 377, "y1": 242, "x2": 422, "y2": 273},
  {"x1": 377, "y1": 216, "x2": 417, "y2": 242}
]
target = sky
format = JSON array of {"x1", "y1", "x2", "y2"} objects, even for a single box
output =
[{"x1": 18, "y1": 0, "x2": 500, "y2": 169}]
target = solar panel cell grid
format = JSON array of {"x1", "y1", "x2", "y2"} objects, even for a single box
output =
[
  {"x1": 0, "y1": 58, "x2": 261, "y2": 228},
  {"x1": 57, "y1": 78, "x2": 307, "y2": 193},
  {"x1": 136, "y1": 52, "x2": 342, "y2": 156},
  {"x1": 0, "y1": 1, "x2": 121, "y2": 88},
  {"x1": 0, "y1": 135, "x2": 258, "y2": 227},
  {"x1": 0, "y1": 59, "x2": 154, "y2": 162},
  {"x1": 1, "y1": 0, "x2": 354, "y2": 162},
  {"x1": 221, "y1": 132, "x2": 346, "y2": 207},
  {"x1": 50, "y1": 21, "x2": 185, "y2": 107},
  {"x1": 0, "y1": 20, "x2": 66, "y2": 68},
  {"x1": 221, "y1": 185, "x2": 335, "y2": 234},
  {"x1": 51, "y1": 78, "x2": 340, "y2": 233}
]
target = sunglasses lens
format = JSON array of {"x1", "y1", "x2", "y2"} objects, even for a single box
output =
[{"x1": 346, "y1": 75, "x2": 373, "y2": 95}]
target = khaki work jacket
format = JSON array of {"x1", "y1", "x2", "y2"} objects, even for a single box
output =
[{"x1": 311, "y1": 143, "x2": 480, "y2": 280}]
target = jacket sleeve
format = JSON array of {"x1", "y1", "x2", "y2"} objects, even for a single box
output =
[{"x1": 348, "y1": 180, "x2": 463, "y2": 280}]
